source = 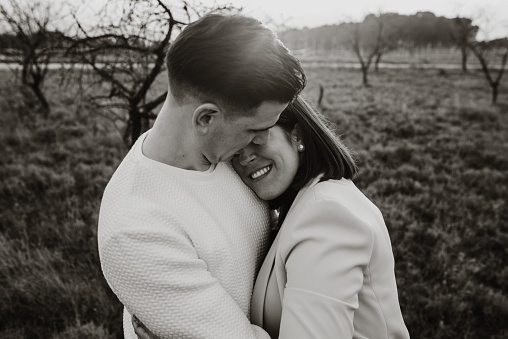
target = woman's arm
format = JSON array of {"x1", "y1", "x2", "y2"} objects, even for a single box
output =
[{"x1": 278, "y1": 198, "x2": 374, "y2": 339}]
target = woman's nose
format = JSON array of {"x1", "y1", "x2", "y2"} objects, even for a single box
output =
[{"x1": 238, "y1": 148, "x2": 256, "y2": 166}]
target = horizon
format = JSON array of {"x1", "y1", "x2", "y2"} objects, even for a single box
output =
[
  {"x1": 0, "y1": 0, "x2": 506, "y2": 40},
  {"x1": 219, "y1": 0, "x2": 508, "y2": 40}
]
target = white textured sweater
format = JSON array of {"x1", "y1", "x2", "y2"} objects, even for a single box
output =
[{"x1": 98, "y1": 132, "x2": 272, "y2": 339}]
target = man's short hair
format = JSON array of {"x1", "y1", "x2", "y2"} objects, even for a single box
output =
[{"x1": 165, "y1": 13, "x2": 306, "y2": 116}]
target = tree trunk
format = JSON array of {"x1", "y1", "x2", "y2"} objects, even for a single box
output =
[
  {"x1": 30, "y1": 81, "x2": 50, "y2": 118},
  {"x1": 492, "y1": 83, "x2": 498, "y2": 105},
  {"x1": 130, "y1": 111, "x2": 142, "y2": 148},
  {"x1": 317, "y1": 84, "x2": 324, "y2": 108},
  {"x1": 375, "y1": 52, "x2": 382, "y2": 72},
  {"x1": 461, "y1": 46, "x2": 468, "y2": 73},
  {"x1": 20, "y1": 57, "x2": 51, "y2": 117},
  {"x1": 362, "y1": 66, "x2": 369, "y2": 86},
  {"x1": 127, "y1": 108, "x2": 152, "y2": 147}
]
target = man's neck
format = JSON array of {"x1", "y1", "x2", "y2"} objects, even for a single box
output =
[{"x1": 142, "y1": 102, "x2": 211, "y2": 171}]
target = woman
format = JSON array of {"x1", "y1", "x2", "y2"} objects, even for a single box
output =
[
  {"x1": 235, "y1": 96, "x2": 410, "y2": 338},
  {"x1": 134, "y1": 96, "x2": 410, "y2": 338}
]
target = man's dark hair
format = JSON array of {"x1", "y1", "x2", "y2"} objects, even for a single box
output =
[{"x1": 165, "y1": 13, "x2": 306, "y2": 116}]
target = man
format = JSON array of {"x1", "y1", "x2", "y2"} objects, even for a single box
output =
[{"x1": 97, "y1": 13, "x2": 306, "y2": 339}]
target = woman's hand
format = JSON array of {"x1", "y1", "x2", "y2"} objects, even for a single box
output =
[{"x1": 132, "y1": 315, "x2": 159, "y2": 339}]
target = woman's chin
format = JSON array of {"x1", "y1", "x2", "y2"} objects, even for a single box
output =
[
  {"x1": 254, "y1": 189, "x2": 281, "y2": 202},
  {"x1": 250, "y1": 179, "x2": 288, "y2": 201}
]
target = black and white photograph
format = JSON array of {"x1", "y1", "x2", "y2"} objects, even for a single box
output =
[{"x1": 1, "y1": 0, "x2": 507, "y2": 338}]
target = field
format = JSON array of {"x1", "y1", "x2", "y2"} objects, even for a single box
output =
[
  {"x1": 1, "y1": 65, "x2": 507, "y2": 338},
  {"x1": 296, "y1": 46, "x2": 506, "y2": 69}
]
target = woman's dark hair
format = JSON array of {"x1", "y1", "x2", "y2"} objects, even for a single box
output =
[
  {"x1": 270, "y1": 96, "x2": 358, "y2": 228},
  {"x1": 165, "y1": 13, "x2": 306, "y2": 117}
]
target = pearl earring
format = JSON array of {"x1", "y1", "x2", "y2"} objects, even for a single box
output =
[{"x1": 297, "y1": 144, "x2": 305, "y2": 152}]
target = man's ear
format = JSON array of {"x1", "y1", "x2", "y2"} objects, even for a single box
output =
[{"x1": 192, "y1": 103, "x2": 222, "y2": 135}]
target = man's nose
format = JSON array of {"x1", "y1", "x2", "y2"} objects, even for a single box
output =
[
  {"x1": 252, "y1": 129, "x2": 270, "y2": 145},
  {"x1": 238, "y1": 148, "x2": 256, "y2": 166}
]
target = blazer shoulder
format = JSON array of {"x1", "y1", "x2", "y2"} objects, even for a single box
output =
[
  {"x1": 281, "y1": 185, "x2": 375, "y2": 242},
  {"x1": 307, "y1": 179, "x2": 383, "y2": 219},
  {"x1": 279, "y1": 179, "x2": 377, "y2": 252},
  {"x1": 302, "y1": 179, "x2": 359, "y2": 204},
  {"x1": 278, "y1": 190, "x2": 376, "y2": 270}
]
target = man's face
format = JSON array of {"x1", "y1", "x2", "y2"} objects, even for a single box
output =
[{"x1": 203, "y1": 101, "x2": 288, "y2": 164}]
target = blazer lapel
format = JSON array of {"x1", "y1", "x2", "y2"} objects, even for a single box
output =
[
  {"x1": 251, "y1": 229, "x2": 280, "y2": 326},
  {"x1": 250, "y1": 177, "x2": 322, "y2": 326}
]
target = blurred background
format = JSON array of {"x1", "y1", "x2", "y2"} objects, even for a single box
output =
[{"x1": 0, "y1": 0, "x2": 507, "y2": 338}]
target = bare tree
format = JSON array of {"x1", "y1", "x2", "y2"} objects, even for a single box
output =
[
  {"x1": 452, "y1": 17, "x2": 478, "y2": 73},
  {"x1": 0, "y1": 0, "x2": 65, "y2": 117},
  {"x1": 373, "y1": 13, "x2": 400, "y2": 72},
  {"x1": 66, "y1": 0, "x2": 236, "y2": 146},
  {"x1": 468, "y1": 38, "x2": 508, "y2": 104},
  {"x1": 350, "y1": 14, "x2": 382, "y2": 86},
  {"x1": 462, "y1": 5, "x2": 508, "y2": 104}
]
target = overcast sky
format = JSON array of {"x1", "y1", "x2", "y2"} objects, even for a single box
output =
[
  {"x1": 1, "y1": 0, "x2": 506, "y2": 39},
  {"x1": 217, "y1": 0, "x2": 508, "y2": 39}
]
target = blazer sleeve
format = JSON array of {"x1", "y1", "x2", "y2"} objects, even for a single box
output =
[
  {"x1": 278, "y1": 198, "x2": 374, "y2": 339},
  {"x1": 99, "y1": 219, "x2": 270, "y2": 339}
]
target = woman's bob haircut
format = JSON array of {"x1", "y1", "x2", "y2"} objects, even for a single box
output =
[{"x1": 270, "y1": 96, "x2": 358, "y2": 227}]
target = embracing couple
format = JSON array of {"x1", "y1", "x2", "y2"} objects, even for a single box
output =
[{"x1": 98, "y1": 13, "x2": 410, "y2": 339}]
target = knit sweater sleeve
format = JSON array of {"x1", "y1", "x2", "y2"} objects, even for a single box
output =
[{"x1": 100, "y1": 217, "x2": 270, "y2": 339}]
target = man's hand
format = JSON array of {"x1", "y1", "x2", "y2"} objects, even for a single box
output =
[{"x1": 132, "y1": 315, "x2": 159, "y2": 339}]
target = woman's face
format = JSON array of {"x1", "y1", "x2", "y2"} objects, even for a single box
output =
[{"x1": 232, "y1": 125, "x2": 300, "y2": 201}]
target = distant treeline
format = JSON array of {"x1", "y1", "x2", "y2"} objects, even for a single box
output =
[
  {"x1": 278, "y1": 12, "x2": 505, "y2": 52},
  {"x1": 0, "y1": 11, "x2": 506, "y2": 57},
  {"x1": 0, "y1": 30, "x2": 69, "y2": 54}
]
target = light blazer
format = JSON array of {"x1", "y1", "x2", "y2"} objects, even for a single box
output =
[{"x1": 251, "y1": 178, "x2": 410, "y2": 339}]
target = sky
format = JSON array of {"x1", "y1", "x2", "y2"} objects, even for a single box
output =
[
  {"x1": 1, "y1": 0, "x2": 506, "y2": 39},
  {"x1": 216, "y1": 0, "x2": 508, "y2": 39}
]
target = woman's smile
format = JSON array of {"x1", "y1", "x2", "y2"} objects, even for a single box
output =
[
  {"x1": 249, "y1": 165, "x2": 272, "y2": 180},
  {"x1": 232, "y1": 126, "x2": 300, "y2": 201}
]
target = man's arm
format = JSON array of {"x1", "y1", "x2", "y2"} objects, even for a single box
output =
[{"x1": 100, "y1": 222, "x2": 270, "y2": 339}]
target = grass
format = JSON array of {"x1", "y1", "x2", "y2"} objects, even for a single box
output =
[
  {"x1": 304, "y1": 67, "x2": 508, "y2": 338},
  {"x1": 0, "y1": 71, "x2": 126, "y2": 338},
  {"x1": 0, "y1": 66, "x2": 507, "y2": 338}
]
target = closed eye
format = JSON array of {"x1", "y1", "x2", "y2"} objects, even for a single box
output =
[{"x1": 251, "y1": 124, "x2": 276, "y2": 133}]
